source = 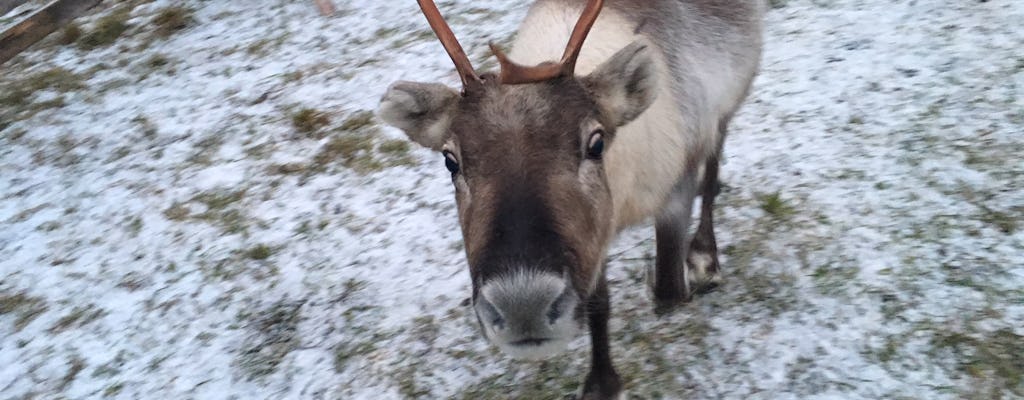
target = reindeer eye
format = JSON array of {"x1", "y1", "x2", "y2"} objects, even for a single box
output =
[
  {"x1": 443, "y1": 150, "x2": 460, "y2": 174},
  {"x1": 586, "y1": 131, "x2": 604, "y2": 159}
]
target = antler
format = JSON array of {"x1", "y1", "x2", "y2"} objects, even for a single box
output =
[
  {"x1": 416, "y1": 0, "x2": 604, "y2": 87},
  {"x1": 417, "y1": 0, "x2": 481, "y2": 88},
  {"x1": 492, "y1": 0, "x2": 604, "y2": 84}
]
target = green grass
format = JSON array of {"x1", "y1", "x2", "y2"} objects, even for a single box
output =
[
  {"x1": 103, "y1": 382, "x2": 124, "y2": 397},
  {"x1": 49, "y1": 305, "x2": 105, "y2": 334},
  {"x1": 758, "y1": 191, "x2": 796, "y2": 219},
  {"x1": 978, "y1": 207, "x2": 1017, "y2": 234},
  {"x1": 0, "y1": 68, "x2": 86, "y2": 109},
  {"x1": 333, "y1": 339, "x2": 378, "y2": 373},
  {"x1": 377, "y1": 139, "x2": 410, "y2": 156},
  {"x1": 931, "y1": 328, "x2": 1024, "y2": 396},
  {"x1": 291, "y1": 108, "x2": 330, "y2": 136},
  {"x1": 0, "y1": 292, "x2": 49, "y2": 331},
  {"x1": 162, "y1": 203, "x2": 189, "y2": 221},
  {"x1": 339, "y1": 110, "x2": 375, "y2": 132},
  {"x1": 59, "y1": 356, "x2": 87, "y2": 391},
  {"x1": 152, "y1": 7, "x2": 194, "y2": 37},
  {"x1": 312, "y1": 132, "x2": 378, "y2": 172},
  {"x1": 60, "y1": 24, "x2": 83, "y2": 45},
  {"x1": 234, "y1": 301, "x2": 304, "y2": 380},
  {"x1": 162, "y1": 189, "x2": 252, "y2": 234},
  {"x1": 245, "y1": 244, "x2": 273, "y2": 260},
  {"x1": 78, "y1": 11, "x2": 131, "y2": 50},
  {"x1": 194, "y1": 189, "x2": 246, "y2": 210}
]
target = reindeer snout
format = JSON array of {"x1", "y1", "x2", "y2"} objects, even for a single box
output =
[{"x1": 475, "y1": 272, "x2": 581, "y2": 360}]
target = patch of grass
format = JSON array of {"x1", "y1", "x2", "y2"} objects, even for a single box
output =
[
  {"x1": 758, "y1": 191, "x2": 796, "y2": 219},
  {"x1": 152, "y1": 6, "x2": 193, "y2": 37},
  {"x1": 269, "y1": 162, "x2": 306, "y2": 175},
  {"x1": 455, "y1": 358, "x2": 582, "y2": 400},
  {"x1": 60, "y1": 24, "x2": 83, "y2": 45},
  {"x1": 245, "y1": 244, "x2": 273, "y2": 260},
  {"x1": 5, "y1": 203, "x2": 50, "y2": 224},
  {"x1": 186, "y1": 134, "x2": 224, "y2": 165},
  {"x1": 145, "y1": 54, "x2": 171, "y2": 68},
  {"x1": 92, "y1": 350, "x2": 127, "y2": 378},
  {"x1": 235, "y1": 300, "x2": 304, "y2": 380},
  {"x1": 162, "y1": 202, "x2": 189, "y2": 221},
  {"x1": 333, "y1": 339, "x2": 377, "y2": 373},
  {"x1": 811, "y1": 261, "x2": 860, "y2": 298},
  {"x1": 377, "y1": 139, "x2": 409, "y2": 156},
  {"x1": 59, "y1": 356, "x2": 87, "y2": 391},
  {"x1": 103, "y1": 382, "x2": 124, "y2": 397},
  {"x1": 4, "y1": 129, "x2": 27, "y2": 142},
  {"x1": 126, "y1": 216, "x2": 143, "y2": 237},
  {"x1": 396, "y1": 363, "x2": 432, "y2": 398},
  {"x1": 0, "y1": 68, "x2": 86, "y2": 109},
  {"x1": 312, "y1": 132, "x2": 378, "y2": 172},
  {"x1": 49, "y1": 305, "x2": 106, "y2": 334},
  {"x1": 291, "y1": 108, "x2": 330, "y2": 136},
  {"x1": 78, "y1": 11, "x2": 131, "y2": 50},
  {"x1": 281, "y1": 71, "x2": 304, "y2": 83},
  {"x1": 245, "y1": 33, "x2": 291, "y2": 57},
  {"x1": 378, "y1": 138, "x2": 417, "y2": 168},
  {"x1": 978, "y1": 207, "x2": 1016, "y2": 234},
  {"x1": 195, "y1": 189, "x2": 246, "y2": 210},
  {"x1": 116, "y1": 272, "x2": 150, "y2": 291},
  {"x1": 931, "y1": 328, "x2": 1024, "y2": 395},
  {"x1": 0, "y1": 292, "x2": 49, "y2": 331},
  {"x1": 339, "y1": 110, "x2": 375, "y2": 132}
]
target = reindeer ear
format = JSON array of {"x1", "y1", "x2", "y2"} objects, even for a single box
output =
[
  {"x1": 582, "y1": 41, "x2": 659, "y2": 127},
  {"x1": 378, "y1": 81, "x2": 460, "y2": 151}
]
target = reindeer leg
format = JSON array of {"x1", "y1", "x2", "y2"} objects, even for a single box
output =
[
  {"x1": 687, "y1": 117, "x2": 731, "y2": 293},
  {"x1": 652, "y1": 171, "x2": 698, "y2": 314},
  {"x1": 686, "y1": 153, "x2": 723, "y2": 293},
  {"x1": 579, "y1": 273, "x2": 622, "y2": 400}
]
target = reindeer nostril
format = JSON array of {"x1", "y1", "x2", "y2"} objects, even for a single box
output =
[
  {"x1": 477, "y1": 297, "x2": 505, "y2": 329},
  {"x1": 546, "y1": 288, "x2": 573, "y2": 325}
]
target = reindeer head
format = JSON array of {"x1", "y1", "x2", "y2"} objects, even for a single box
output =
[{"x1": 379, "y1": 0, "x2": 658, "y2": 360}]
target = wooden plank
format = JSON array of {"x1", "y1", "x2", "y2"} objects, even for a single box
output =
[
  {"x1": 0, "y1": 0, "x2": 101, "y2": 66},
  {"x1": 1, "y1": 0, "x2": 31, "y2": 18}
]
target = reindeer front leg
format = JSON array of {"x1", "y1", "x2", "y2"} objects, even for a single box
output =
[
  {"x1": 580, "y1": 273, "x2": 622, "y2": 400},
  {"x1": 652, "y1": 172, "x2": 700, "y2": 313}
]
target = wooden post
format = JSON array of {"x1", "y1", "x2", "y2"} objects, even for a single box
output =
[
  {"x1": 314, "y1": 0, "x2": 335, "y2": 16},
  {"x1": 0, "y1": 0, "x2": 102, "y2": 66}
]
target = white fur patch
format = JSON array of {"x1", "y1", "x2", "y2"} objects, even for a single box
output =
[
  {"x1": 509, "y1": 5, "x2": 689, "y2": 230},
  {"x1": 500, "y1": 337, "x2": 573, "y2": 361},
  {"x1": 482, "y1": 270, "x2": 565, "y2": 310},
  {"x1": 478, "y1": 270, "x2": 582, "y2": 360}
]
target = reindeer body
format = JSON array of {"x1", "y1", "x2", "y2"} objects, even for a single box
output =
[
  {"x1": 379, "y1": 1, "x2": 763, "y2": 398},
  {"x1": 512, "y1": 0, "x2": 763, "y2": 229}
]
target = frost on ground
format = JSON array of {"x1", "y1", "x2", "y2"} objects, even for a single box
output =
[{"x1": 0, "y1": 0, "x2": 1021, "y2": 399}]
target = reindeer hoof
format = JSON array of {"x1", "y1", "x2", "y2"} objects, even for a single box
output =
[
  {"x1": 686, "y1": 250, "x2": 722, "y2": 294},
  {"x1": 577, "y1": 370, "x2": 623, "y2": 400},
  {"x1": 647, "y1": 261, "x2": 694, "y2": 315}
]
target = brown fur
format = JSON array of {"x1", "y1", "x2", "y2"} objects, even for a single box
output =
[
  {"x1": 379, "y1": 1, "x2": 763, "y2": 397},
  {"x1": 449, "y1": 76, "x2": 613, "y2": 294}
]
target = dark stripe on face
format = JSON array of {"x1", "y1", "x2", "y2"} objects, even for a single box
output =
[{"x1": 473, "y1": 181, "x2": 573, "y2": 284}]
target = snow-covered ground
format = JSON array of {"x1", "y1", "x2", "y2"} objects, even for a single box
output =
[{"x1": 1, "y1": 0, "x2": 1021, "y2": 399}]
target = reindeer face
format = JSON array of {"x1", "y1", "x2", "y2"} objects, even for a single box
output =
[
  {"x1": 380, "y1": 41, "x2": 657, "y2": 358},
  {"x1": 378, "y1": 0, "x2": 657, "y2": 359}
]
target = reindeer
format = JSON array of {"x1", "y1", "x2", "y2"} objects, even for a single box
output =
[{"x1": 379, "y1": 0, "x2": 763, "y2": 398}]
